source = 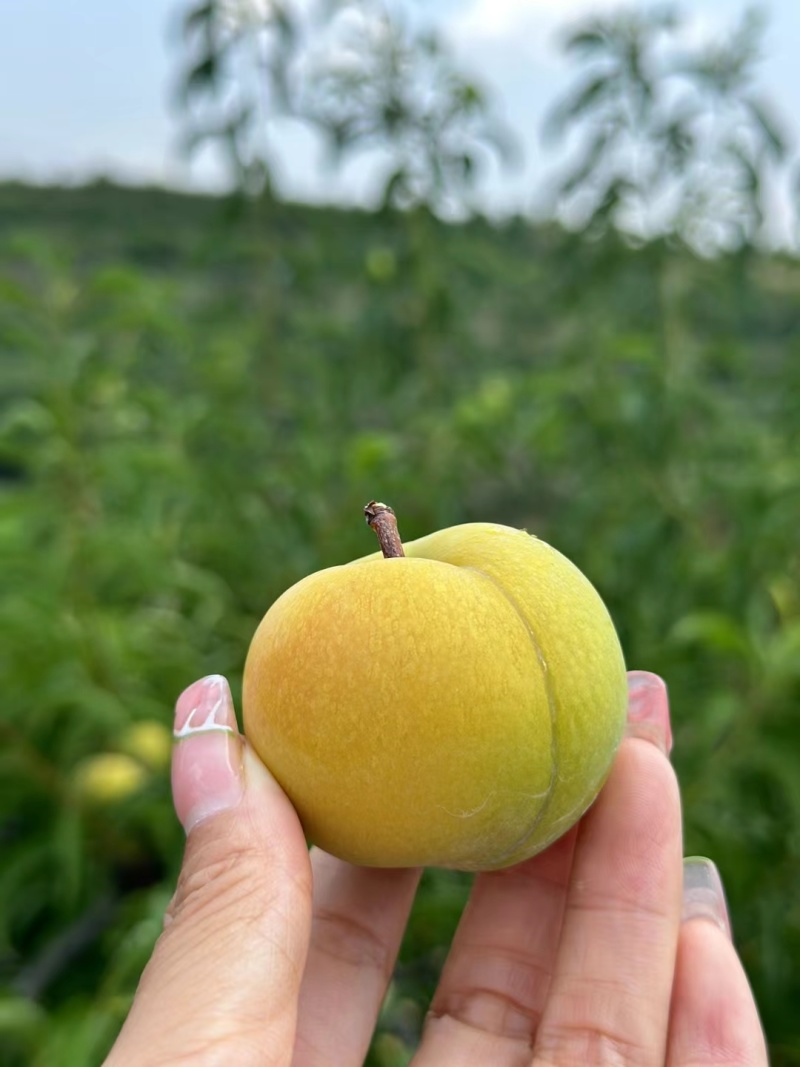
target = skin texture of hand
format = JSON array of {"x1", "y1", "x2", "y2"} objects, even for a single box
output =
[{"x1": 105, "y1": 672, "x2": 768, "y2": 1067}]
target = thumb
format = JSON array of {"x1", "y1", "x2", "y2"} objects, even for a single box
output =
[{"x1": 107, "y1": 675, "x2": 312, "y2": 1067}]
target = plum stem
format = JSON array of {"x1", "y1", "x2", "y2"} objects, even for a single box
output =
[{"x1": 364, "y1": 501, "x2": 405, "y2": 558}]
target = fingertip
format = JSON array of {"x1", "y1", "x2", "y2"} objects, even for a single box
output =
[
  {"x1": 668, "y1": 913, "x2": 768, "y2": 1065},
  {"x1": 626, "y1": 670, "x2": 673, "y2": 756},
  {"x1": 175, "y1": 675, "x2": 239, "y2": 736},
  {"x1": 172, "y1": 675, "x2": 244, "y2": 833},
  {"x1": 682, "y1": 857, "x2": 731, "y2": 940}
]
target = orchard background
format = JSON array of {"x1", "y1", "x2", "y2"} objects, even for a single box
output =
[{"x1": 1, "y1": 4, "x2": 799, "y2": 1064}]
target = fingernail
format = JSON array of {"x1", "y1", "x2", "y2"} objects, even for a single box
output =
[
  {"x1": 625, "y1": 671, "x2": 672, "y2": 756},
  {"x1": 682, "y1": 857, "x2": 732, "y2": 939},
  {"x1": 172, "y1": 675, "x2": 244, "y2": 833}
]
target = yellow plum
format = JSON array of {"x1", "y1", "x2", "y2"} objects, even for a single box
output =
[{"x1": 243, "y1": 506, "x2": 627, "y2": 870}]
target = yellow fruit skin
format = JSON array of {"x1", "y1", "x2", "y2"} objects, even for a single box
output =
[{"x1": 243, "y1": 523, "x2": 627, "y2": 871}]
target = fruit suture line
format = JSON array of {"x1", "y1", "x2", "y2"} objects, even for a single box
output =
[
  {"x1": 464, "y1": 564, "x2": 562, "y2": 866},
  {"x1": 364, "y1": 500, "x2": 405, "y2": 558}
]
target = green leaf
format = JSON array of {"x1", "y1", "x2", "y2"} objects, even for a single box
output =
[
  {"x1": 0, "y1": 996, "x2": 46, "y2": 1040},
  {"x1": 669, "y1": 611, "x2": 753, "y2": 660}
]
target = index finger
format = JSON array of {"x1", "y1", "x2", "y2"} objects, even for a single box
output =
[{"x1": 292, "y1": 850, "x2": 421, "y2": 1067}]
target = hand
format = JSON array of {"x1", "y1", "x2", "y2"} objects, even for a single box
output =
[{"x1": 105, "y1": 671, "x2": 767, "y2": 1066}]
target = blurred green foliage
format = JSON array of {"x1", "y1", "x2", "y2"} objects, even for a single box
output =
[{"x1": 0, "y1": 177, "x2": 798, "y2": 1063}]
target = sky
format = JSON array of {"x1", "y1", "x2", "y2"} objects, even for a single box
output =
[{"x1": 2, "y1": 0, "x2": 800, "y2": 222}]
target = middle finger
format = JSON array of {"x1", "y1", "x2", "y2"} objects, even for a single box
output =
[
  {"x1": 532, "y1": 672, "x2": 682, "y2": 1066},
  {"x1": 413, "y1": 826, "x2": 578, "y2": 1067}
]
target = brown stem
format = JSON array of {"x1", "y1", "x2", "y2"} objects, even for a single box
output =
[{"x1": 364, "y1": 500, "x2": 405, "y2": 558}]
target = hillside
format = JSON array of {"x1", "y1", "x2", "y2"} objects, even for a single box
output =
[{"x1": 1, "y1": 181, "x2": 799, "y2": 1065}]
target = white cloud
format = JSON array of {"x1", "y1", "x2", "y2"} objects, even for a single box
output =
[
  {"x1": 448, "y1": 0, "x2": 597, "y2": 58},
  {"x1": 446, "y1": 0, "x2": 737, "y2": 68}
]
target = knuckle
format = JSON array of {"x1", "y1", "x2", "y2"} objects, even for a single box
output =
[
  {"x1": 173, "y1": 847, "x2": 248, "y2": 912},
  {"x1": 534, "y1": 1018, "x2": 653, "y2": 1067},
  {"x1": 534, "y1": 973, "x2": 663, "y2": 1067},
  {"x1": 428, "y1": 987, "x2": 541, "y2": 1044},
  {"x1": 311, "y1": 905, "x2": 396, "y2": 979},
  {"x1": 161, "y1": 822, "x2": 312, "y2": 952},
  {"x1": 428, "y1": 943, "x2": 550, "y2": 1041},
  {"x1": 165, "y1": 837, "x2": 277, "y2": 933}
]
